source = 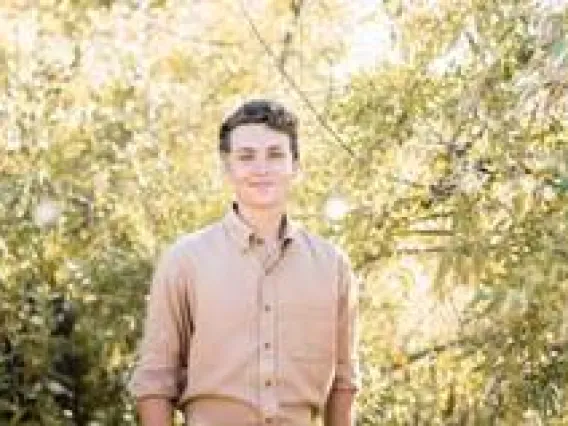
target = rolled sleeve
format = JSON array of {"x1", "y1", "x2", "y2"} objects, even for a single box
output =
[
  {"x1": 332, "y1": 251, "x2": 361, "y2": 393},
  {"x1": 128, "y1": 242, "x2": 192, "y2": 402}
]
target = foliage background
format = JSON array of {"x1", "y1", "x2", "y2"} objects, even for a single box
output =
[{"x1": 1, "y1": 0, "x2": 567, "y2": 424}]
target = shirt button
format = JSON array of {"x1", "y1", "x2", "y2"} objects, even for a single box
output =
[
  {"x1": 264, "y1": 304, "x2": 272, "y2": 312},
  {"x1": 264, "y1": 342, "x2": 271, "y2": 350},
  {"x1": 265, "y1": 379, "x2": 273, "y2": 387},
  {"x1": 265, "y1": 417, "x2": 273, "y2": 424}
]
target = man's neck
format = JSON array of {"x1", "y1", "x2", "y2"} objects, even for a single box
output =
[{"x1": 236, "y1": 203, "x2": 285, "y2": 243}]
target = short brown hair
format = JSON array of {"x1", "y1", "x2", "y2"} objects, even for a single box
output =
[{"x1": 219, "y1": 99, "x2": 299, "y2": 160}]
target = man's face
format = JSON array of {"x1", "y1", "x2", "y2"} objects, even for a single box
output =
[{"x1": 223, "y1": 123, "x2": 298, "y2": 211}]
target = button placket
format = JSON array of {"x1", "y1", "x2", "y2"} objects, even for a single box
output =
[
  {"x1": 258, "y1": 266, "x2": 278, "y2": 420},
  {"x1": 257, "y1": 241, "x2": 291, "y2": 422}
]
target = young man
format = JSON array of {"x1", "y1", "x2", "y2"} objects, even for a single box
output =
[{"x1": 129, "y1": 99, "x2": 361, "y2": 425}]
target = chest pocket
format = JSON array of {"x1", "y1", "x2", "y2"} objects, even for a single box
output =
[
  {"x1": 276, "y1": 250, "x2": 338, "y2": 364},
  {"x1": 280, "y1": 303, "x2": 335, "y2": 362}
]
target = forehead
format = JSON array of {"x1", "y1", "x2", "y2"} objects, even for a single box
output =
[{"x1": 229, "y1": 123, "x2": 290, "y2": 151}]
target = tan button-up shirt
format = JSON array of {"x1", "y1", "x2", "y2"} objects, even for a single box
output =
[{"x1": 129, "y1": 204, "x2": 360, "y2": 425}]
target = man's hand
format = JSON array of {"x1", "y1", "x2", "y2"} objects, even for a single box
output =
[{"x1": 137, "y1": 398, "x2": 174, "y2": 426}]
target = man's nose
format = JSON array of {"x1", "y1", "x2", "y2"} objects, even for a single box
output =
[{"x1": 251, "y1": 158, "x2": 269, "y2": 174}]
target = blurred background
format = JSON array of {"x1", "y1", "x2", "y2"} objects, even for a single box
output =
[{"x1": 1, "y1": 0, "x2": 567, "y2": 424}]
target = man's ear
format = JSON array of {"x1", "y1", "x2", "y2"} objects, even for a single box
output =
[
  {"x1": 220, "y1": 154, "x2": 231, "y2": 174},
  {"x1": 217, "y1": 155, "x2": 233, "y2": 188},
  {"x1": 291, "y1": 160, "x2": 302, "y2": 181}
]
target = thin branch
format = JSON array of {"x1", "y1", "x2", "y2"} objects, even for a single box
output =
[
  {"x1": 237, "y1": 0, "x2": 356, "y2": 158},
  {"x1": 279, "y1": 0, "x2": 307, "y2": 68},
  {"x1": 394, "y1": 246, "x2": 455, "y2": 254},
  {"x1": 393, "y1": 229, "x2": 454, "y2": 237}
]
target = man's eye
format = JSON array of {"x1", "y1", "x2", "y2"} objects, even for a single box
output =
[
  {"x1": 269, "y1": 152, "x2": 285, "y2": 158},
  {"x1": 238, "y1": 155, "x2": 254, "y2": 161}
]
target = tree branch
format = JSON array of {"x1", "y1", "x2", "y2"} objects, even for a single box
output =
[{"x1": 237, "y1": 0, "x2": 356, "y2": 158}]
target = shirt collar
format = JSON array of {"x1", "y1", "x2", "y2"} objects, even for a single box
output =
[{"x1": 223, "y1": 201, "x2": 299, "y2": 251}]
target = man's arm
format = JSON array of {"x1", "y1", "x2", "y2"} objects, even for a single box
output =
[
  {"x1": 324, "y1": 388, "x2": 356, "y2": 426},
  {"x1": 137, "y1": 398, "x2": 174, "y2": 426},
  {"x1": 324, "y1": 250, "x2": 361, "y2": 426},
  {"x1": 128, "y1": 243, "x2": 193, "y2": 425}
]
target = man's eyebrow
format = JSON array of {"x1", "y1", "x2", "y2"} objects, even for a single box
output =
[{"x1": 234, "y1": 145, "x2": 284, "y2": 152}]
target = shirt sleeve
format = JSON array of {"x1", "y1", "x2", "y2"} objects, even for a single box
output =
[
  {"x1": 128, "y1": 241, "x2": 193, "y2": 403},
  {"x1": 331, "y1": 250, "x2": 361, "y2": 393}
]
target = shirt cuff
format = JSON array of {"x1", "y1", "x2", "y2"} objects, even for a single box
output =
[
  {"x1": 331, "y1": 364, "x2": 362, "y2": 393},
  {"x1": 128, "y1": 366, "x2": 183, "y2": 401}
]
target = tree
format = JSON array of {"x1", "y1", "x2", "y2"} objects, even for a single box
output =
[
  {"x1": 323, "y1": 0, "x2": 568, "y2": 423},
  {"x1": 0, "y1": 0, "x2": 353, "y2": 423}
]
